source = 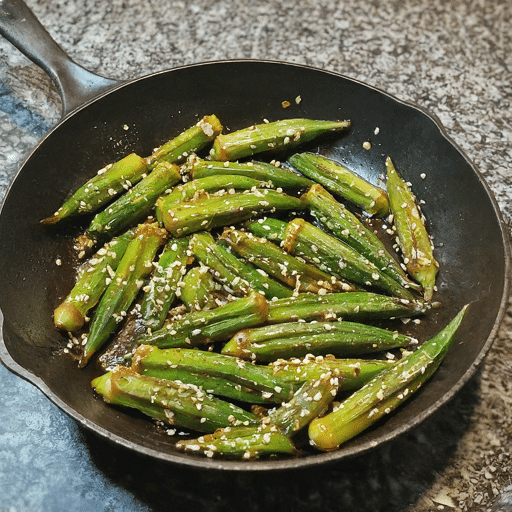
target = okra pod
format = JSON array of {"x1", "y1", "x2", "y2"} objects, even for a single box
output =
[
  {"x1": 161, "y1": 189, "x2": 305, "y2": 237},
  {"x1": 41, "y1": 153, "x2": 148, "y2": 224},
  {"x1": 188, "y1": 155, "x2": 314, "y2": 189},
  {"x1": 210, "y1": 118, "x2": 351, "y2": 161},
  {"x1": 175, "y1": 425, "x2": 297, "y2": 459},
  {"x1": 146, "y1": 115, "x2": 223, "y2": 168},
  {"x1": 386, "y1": 157, "x2": 439, "y2": 301},
  {"x1": 308, "y1": 305, "x2": 468, "y2": 451},
  {"x1": 155, "y1": 174, "x2": 268, "y2": 222},
  {"x1": 132, "y1": 346, "x2": 296, "y2": 403},
  {"x1": 222, "y1": 320, "x2": 416, "y2": 362},
  {"x1": 80, "y1": 223, "x2": 167, "y2": 367},
  {"x1": 84, "y1": 162, "x2": 181, "y2": 246},
  {"x1": 139, "y1": 237, "x2": 191, "y2": 331},
  {"x1": 246, "y1": 217, "x2": 288, "y2": 242},
  {"x1": 131, "y1": 346, "x2": 279, "y2": 405},
  {"x1": 220, "y1": 228, "x2": 355, "y2": 294},
  {"x1": 264, "y1": 372, "x2": 340, "y2": 437},
  {"x1": 54, "y1": 228, "x2": 135, "y2": 332},
  {"x1": 91, "y1": 366, "x2": 260, "y2": 433},
  {"x1": 264, "y1": 291, "x2": 429, "y2": 325},
  {"x1": 175, "y1": 371, "x2": 339, "y2": 459},
  {"x1": 189, "y1": 231, "x2": 294, "y2": 300},
  {"x1": 269, "y1": 356, "x2": 394, "y2": 392},
  {"x1": 304, "y1": 184, "x2": 421, "y2": 292},
  {"x1": 284, "y1": 218, "x2": 415, "y2": 300},
  {"x1": 137, "y1": 291, "x2": 269, "y2": 349},
  {"x1": 289, "y1": 153, "x2": 389, "y2": 217},
  {"x1": 180, "y1": 266, "x2": 222, "y2": 312}
]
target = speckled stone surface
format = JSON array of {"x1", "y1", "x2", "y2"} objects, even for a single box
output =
[{"x1": 1, "y1": 0, "x2": 511, "y2": 511}]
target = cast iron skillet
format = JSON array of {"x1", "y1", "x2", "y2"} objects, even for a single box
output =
[{"x1": 0, "y1": 0, "x2": 510, "y2": 471}]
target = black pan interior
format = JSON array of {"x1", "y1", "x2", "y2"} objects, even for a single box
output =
[{"x1": 0, "y1": 60, "x2": 509, "y2": 470}]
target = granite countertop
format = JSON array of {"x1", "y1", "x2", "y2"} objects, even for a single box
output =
[{"x1": 1, "y1": 0, "x2": 512, "y2": 510}]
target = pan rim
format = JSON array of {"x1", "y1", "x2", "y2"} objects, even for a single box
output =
[{"x1": 0, "y1": 58, "x2": 510, "y2": 471}]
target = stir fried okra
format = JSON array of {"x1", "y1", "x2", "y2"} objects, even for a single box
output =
[{"x1": 44, "y1": 115, "x2": 462, "y2": 460}]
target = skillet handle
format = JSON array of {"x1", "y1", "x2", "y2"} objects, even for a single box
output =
[{"x1": 0, "y1": 0, "x2": 120, "y2": 117}]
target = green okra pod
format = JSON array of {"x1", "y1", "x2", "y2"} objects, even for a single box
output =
[
  {"x1": 222, "y1": 320, "x2": 416, "y2": 362},
  {"x1": 283, "y1": 218, "x2": 415, "y2": 300},
  {"x1": 246, "y1": 217, "x2": 288, "y2": 242},
  {"x1": 80, "y1": 223, "x2": 167, "y2": 367},
  {"x1": 54, "y1": 228, "x2": 136, "y2": 332},
  {"x1": 42, "y1": 153, "x2": 148, "y2": 225},
  {"x1": 132, "y1": 346, "x2": 296, "y2": 403},
  {"x1": 264, "y1": 372, "x2": 340, "y2": 437},
  {"x1": 91, "y1": 366, "x2": 260, "y2": 433},
  {"x1": 146, "y1": 115, "x2": 223, "y2": 168},
  {"x1": 308, "y1": 304, "x2": 468, "y2": 451},
  {"x1": 220, "y1": 228, "x2": 355, "y2": 295},
  {"x1": 289, "y1": 153, "x2": 389, "y2": 217},
  {"x1": 180, "y1": 266, "x2": 223, "y2": 312},
  {"x1": 155, "y1": 174, "x2": 269, "y2": 221},
  {"x1": 210, "y1": 118, "x2": 351, "y2": 161},
  {"x1": 269, "y1": 356, "x2": 395, "y2": 392},
  {"x1": 84, "y1": 162, "x2": 181, "y2": 246},
  {"x1": 189, "y1": 231, "x2": 294, "y2": 300},
  {"x1": 139, "y1": 237, "x2": 192, "y2": 331},
  {"x1": 175, "y1": 425, "x2": 298, "y2": 459},
  {"x1": 304, "y1": 184, "x2": 421, "y2": 292},
  {"x1": 137, "y1": 291, "x2": 269, "y2": 349},
  {"x1": 175, "y1": 371, "x2": 339, "y2": 459},
  {"x1": 161, "y1": 189, "x2": 305, "y2": 237},
  {"x1": 265, "y1": 291, "x2": 429, "y2": 325},
  {"x1": 187, "y1": 155, "x2": 314, "y2": 189},
  {"x1": 385, "y1": 157, "x2": 439, "y2": 301},
  {"x1": 131, "y1": 346, "x2": 279, "y2": 405}
]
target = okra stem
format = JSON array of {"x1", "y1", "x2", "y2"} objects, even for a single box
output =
[
  {"x1": 385, "y1": 157, "x2": 439, "y2": 301},
  {"x1": 80, "y1": 223, "x2": 167, "y2": 367},
  {"x1": 289, "y1": 153, "x2": 389, "y2": 217},
  {"x1": 41, "y1": 153, "x2": 148, "y2": 224},
  {"x1": 308, "y1": 305, "x2": 468, "y2": 451},
  {"x1": 210, "y1": 118, "x2": 351, "y2": 161}
]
